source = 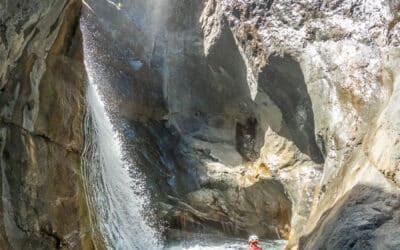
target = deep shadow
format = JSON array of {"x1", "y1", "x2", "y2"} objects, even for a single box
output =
[
  {"x1": 257, "y1": 55, "x2": 324, "y2": 163},
  {"x1": 166, "y1": 15, "x2": 255, "y2": 136},
  {"x1": 299, "y1": 184, "x2": 400, "y2": 250},
  {"x1": 236, "y1": 117, "x2": 259, "y2": 161}
]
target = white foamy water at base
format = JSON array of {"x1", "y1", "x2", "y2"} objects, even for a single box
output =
[
  {"x1": 167, "y1": 235, "x2": 286, "y2": 250},
  {"x1": 168, "y1": 241, "x2": 286, "y2": 250}
]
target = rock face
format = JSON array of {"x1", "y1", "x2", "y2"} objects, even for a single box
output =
[
  {"x1": 1, "y1": 0, "x2": 400, "y2": 249},
  {"x1": 74, "y1": 0, "x2": 400, "y2": 248},
  {"x1": 298, "y1": 185, "x2": 400, "y2": 250},
  {"x1": 218, "y1": 0, "x2": 400, "y2": 249},
  {"x1": 119, "y1": 0, "x2": 399, "y2": 248},
  {"x1": 79, "y1": 0, "x2": 293, "y2": 241},
  {"x1": 0, "y1": 0, "x2": 95, "y2": 249}
]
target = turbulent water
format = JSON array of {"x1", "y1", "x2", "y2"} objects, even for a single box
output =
[
  {"x1": 80, "y1": 15, "x2": 162, "y2": 249},
  {"x1": 169, "y1": 242, "x2": 285, "y2": 250},
  {"x1": 167, "y1": 236, "x2": 286, "y2": 250}
]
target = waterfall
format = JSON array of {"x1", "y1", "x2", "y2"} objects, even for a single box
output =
[
  {"x1": 80, "y1": 14, "x2": 161, "y2": 250},
  {"x1": 78, "y1": 1, "x2": 287, "y2": 250}
]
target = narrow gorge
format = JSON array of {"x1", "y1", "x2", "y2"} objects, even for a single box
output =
[{"x1": 0, "y1": 0, "x2": 399, "y2": 249}]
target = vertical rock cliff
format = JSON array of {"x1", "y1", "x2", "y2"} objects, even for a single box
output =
[
  {"x1": 0, "y1": 1, "x2": 94, "y2": 248},
  {"x1": 1, "y1": 0, "x2": 399, "y2": 249},
  {"x1": 218, "y1": 0, "x2": 400, "y2": 249},
  {"x1": 116, "y1": 0, "x2": 399, "y2": 248}
]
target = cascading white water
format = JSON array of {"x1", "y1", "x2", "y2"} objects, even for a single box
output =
[{"x1": 80, "y1": 15, "x2": 162, "y2": 250}]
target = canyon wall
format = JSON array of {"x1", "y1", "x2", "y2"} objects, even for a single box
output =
[
  {"x1": 218, "y1": 0, "x2": 400, "y2": 249},
  {"x1": 1, "y1": 0, "x2": 400, "y2": 249},
  {"x1": 0, "y1": 0, "x2": 95, "y2": 249},
  {"x1": 135, "y1": 0, "x2": 400, "y2": 248}
]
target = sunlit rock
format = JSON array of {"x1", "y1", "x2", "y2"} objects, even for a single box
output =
[{"x1": 1, "y1": 0, "x2": 400, "y2": 249}]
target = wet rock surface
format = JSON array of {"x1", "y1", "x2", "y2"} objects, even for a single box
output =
[{"x1": 1, "y1": 0, "x2": 400, "y2": 249}]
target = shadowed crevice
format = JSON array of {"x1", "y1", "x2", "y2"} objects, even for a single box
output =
[
  {"x1": 257, "y1": 55, "x2": 324, "y2": 163},
  {"x1": 299, "y1": 184, "x2": 400, "y2": 250}
]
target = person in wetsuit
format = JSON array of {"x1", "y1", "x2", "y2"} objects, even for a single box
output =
[{"x1": 248, "y1": 235, "x2": 262, "y2": 250}]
